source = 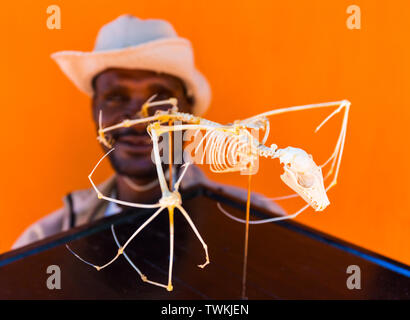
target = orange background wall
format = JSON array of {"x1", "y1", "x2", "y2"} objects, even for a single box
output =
[{"x1": 0, "y1": 0, "x2": 409, "y2": 265}]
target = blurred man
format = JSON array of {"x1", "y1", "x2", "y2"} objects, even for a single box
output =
[{"x1": 13, "y1": 15, "x2": 283, "y2": 249}]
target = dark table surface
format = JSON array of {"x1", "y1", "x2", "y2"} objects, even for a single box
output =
[{"x1": 0, "y1": 185, "x2": 409, "y2": 299}]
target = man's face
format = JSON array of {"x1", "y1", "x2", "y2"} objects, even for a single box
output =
[{"x1": 92, "y1": 68, "x2": 194, "y2": 179}]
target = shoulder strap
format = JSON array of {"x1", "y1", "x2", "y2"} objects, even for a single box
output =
[{"x1": 66, "y1": 193, "x2": 76, "y2": 228}]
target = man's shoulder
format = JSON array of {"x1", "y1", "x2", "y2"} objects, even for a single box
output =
[
  {"x1": 11, "y1": 206, "x2": 68, "y2": 250},
  {"x1": 12, "y1": 176, "x2": 116, "y2": 250}
]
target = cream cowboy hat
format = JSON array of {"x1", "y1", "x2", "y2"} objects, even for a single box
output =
[{"x1": 51, "y1": 14, "x2": 211, "y2": 116}]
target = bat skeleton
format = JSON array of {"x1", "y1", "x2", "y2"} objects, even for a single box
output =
[{"x1": 66, "y1": 96, "x2": 350, "y2": 296}]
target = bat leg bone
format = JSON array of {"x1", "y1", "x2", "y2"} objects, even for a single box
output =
[{"x1": 159, "y1": 191, "x2": 182, "y2": 207}]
